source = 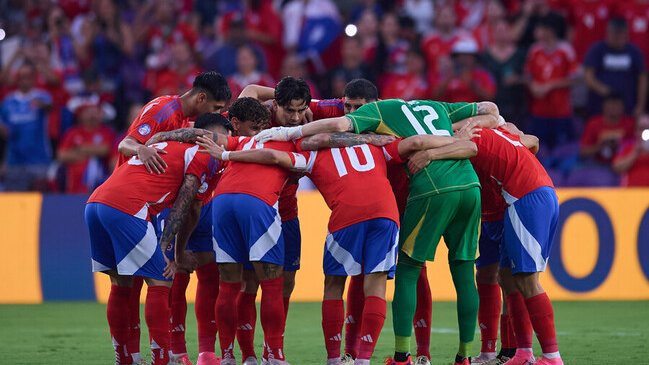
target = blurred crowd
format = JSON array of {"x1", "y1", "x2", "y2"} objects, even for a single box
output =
[{"x1": 1, "y1": 0, "x2": 649, "y2": 193}]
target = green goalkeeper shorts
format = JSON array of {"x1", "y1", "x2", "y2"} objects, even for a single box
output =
[{"x1": 399, "y1": 187, "x2": 481, "y2": 262}]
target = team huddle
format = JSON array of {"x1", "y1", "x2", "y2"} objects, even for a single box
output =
[{"x1": 86, "y1": 72, "x2": 562, "y2": 365}]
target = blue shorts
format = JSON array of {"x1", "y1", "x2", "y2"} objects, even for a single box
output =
[
  {"x1": 212, "y1": 193, "x2": 284, "y2": 266},
  {"x1": 283, "y1": 218, "x2": 301, "y2": 271},
  {"x1": 156, "y1": 203, "x2": 215, "y2": 260},
  {"x1": 85, "y1": 203, "x2": 169, "y2": 281},
  {"x1": 323, "y1": 218, "x2": 399, "y2": 278},
  {"x1": 476, "y1": 220, "x2": 504, "y2": 268},
  {"x1": 501, "y1": 187, "x2": 559, "y2": 274}
]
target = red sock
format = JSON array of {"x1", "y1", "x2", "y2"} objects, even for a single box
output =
[
  {"x1": 127, "y1": 276, "x2": 144, "y2": 356},
  {"x1": 216, "y1": 281, "x2": 240, "y2": 360},
  {"x1": 344, "y1": 275, "x2": 365, "y2": 358},
  {"x1": 357, "y1": 296, "x2": 386, "y2": 360},
  {"x1": 195, "y1": 263, "x2": 219, "y2": 354},
  {"x1": 322, "y1": 299, "x2": 344, "y2": 360},
  {"x1": 170, "y1": 272, "x2": 190, "y2": 355},
  {"x1": 477, "y1": 283, "x2": 502, "y2": 353},
  {"x1": 506, "y1": 292, "x2": 533, "y2": 349},
  {"x1": 525, "y1": 293, "x2": 559, "y2": 354},
  {"x1": 500, "y1": 314, "x2": 516, "y2": 349},
  {"x1": 237, "y1": 291, "x2": 258, "y2": 360},
  {"x1": 283, "y1": 296, "x2": 291, "y2": 320},
  {"x1": 145, "y1": 286, "x2": 171, "y2": 365},
  {"x1": 260, "y1": 277, "x2": 286, "y2": 360},
  {"x1": 107, "y1": 285, "x2": 133, "y2": 364},
  {"x1": 414, "y1": 266, "x2": 432, "y2": 359}
]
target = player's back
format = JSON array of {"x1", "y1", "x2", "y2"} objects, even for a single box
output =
[
  {"x1": 215, "y1": 136, "x2": 296, "y2": 206},
  {"x1": 302, "y1": 143, "x2": 400, "y2": 232},
  {"x1": 90, "y1": 141, "x2": 215, "y2": 217},
  {"x1": 348, "y1": 99, "x2": 480, "y2": 201},
  {"x1": 470, "y1": 128, "x2": 554, "y2": 203}
]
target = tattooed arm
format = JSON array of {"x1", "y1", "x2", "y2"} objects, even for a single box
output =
[
  {"x1": 173, "y1": 199, "x2": 202, "y2": 272},
  {"x1": 299, "y1": 132, "x2": 396, "y2": 151},
  {"x1": 145, "y1": 128, "x2": 211, "y2": 146},
  {"x1": 159, "y1": 174, "x2": 201, "y2": 258}
]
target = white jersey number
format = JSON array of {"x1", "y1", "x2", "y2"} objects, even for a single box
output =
[
  {"x1": 402, "y1": 103, "x2": 451, "y2": 136},
  {"x1": 128, "y1": 142, "x2": 168, "y2": 165},
  {"x1": 493, "y1": 129, "x2": 524, "y2": 147},
  {"x1": 331, "y1": 144, "x2": 376, "y2": 177}
]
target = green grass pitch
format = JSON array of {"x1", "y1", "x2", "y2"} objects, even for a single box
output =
[{"x1": 1, "y1": 301, "x2": 648, "y2": 364}]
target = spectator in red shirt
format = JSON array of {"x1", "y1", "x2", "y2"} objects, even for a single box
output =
[
  {"x1": 381, "y1": 50, "x2": 429, "y2": 101},
  {"x1": 580, "y1": 93, "x2": 636, "y2": 164},
  {"x1": 430, "y1": 38, "x2": 496, "y2": 103},
  {"x1": 144, "y1": 40, "x2": 201, "y2": 97},
  {"x1": 613, "y1": 114, "x2": 649, "y2": 186},
  {"x1": 228, "y1": 45, "x2": 275, "y2": 100},
  {"x1": 525, "y1": 15, "x2": 579, "y2": 148},
  {"x1": 420, "y1": 5, "x2": 473, "y2": 74},
  {"x1": 356, "y1": 9, "x2": 380, "y2": 63},
  {"x1": 280, "y1": 53, "x2": 321, "y2": 100},
  {"x1": 57, "y1": 102, "x2": 115, "y2": 193},
  {"x1": 472, "y1": 0, "x2": 507, "y2": 51},
  {"x1": 373, "y1": 12, "x2": 410, "y2": 80},
  {"x1": 563, "y1": 0, "x2": 613, "y2": 62},
  {"x1": 220, "y1": 0, "x2": 284, "y2": 78}
]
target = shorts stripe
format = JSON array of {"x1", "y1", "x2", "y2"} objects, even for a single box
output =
[
  {"x1": 116, "y1": 223, "x2": 158, "y2": 275},
  {"x1": 370, "y1": 231, "x2": 399, "y2": 273},
  {"x1": 249, "y1": 204, "x2": 283, "y2": 261},
  {"x1": 508, "y1": 205, "x2": 547, "y2": 271},
  {"x1": 325, "y1": 233, "x2": 361, "y2": 275},
  {"x1": 92, "y1": 259, "x2": 111, "y2": 272},
  {"x1": 213, "y1": 237, "x2": 236, "y2": 263},
  {"x1": 401, "y1": 200, "x2": 429, "y2": 256}
]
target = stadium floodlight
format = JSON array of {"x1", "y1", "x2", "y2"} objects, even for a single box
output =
[{"x1": 345, "y1": 24, "x2": 358, "y2": 37}]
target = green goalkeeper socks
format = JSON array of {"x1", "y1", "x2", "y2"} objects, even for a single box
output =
[
  {"x1": 450, "y1": 259, "x2": 479, "y2": 357},
  {"x1": 392, "y1": 253, "x2": 424, "y2": 354}
]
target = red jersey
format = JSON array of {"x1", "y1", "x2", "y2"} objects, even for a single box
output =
[
  {"x1": 309, "y1": 99, "x2": 345, "y2": 120},
  {"x1": 566, "y1": 0, "x2": 613, "y2": 62},
  {"x1": 614, "y1": 142, "x2": 649, "y2": 186},
  {"x1": 581, "y1": 115, "x2": 636, "y2": 163},
  {"x1": 89, "y1": 142, "x2": 219, "y2": 218},
  {"x1": 292, "y1": 140, "x2": 402, "y2": 232},
  {"x1": 215, "y1": 136, "x2": 296, "y2": 206},
  {"x1": 145, "y1": 66, "x2": 201, "y2": 97},
  {"x1": 525, "y1": 42, "x2": 579, "y2": 118},
  {"x1": 478, "y1": 174, "x2": 508, "y2": 222},
  {"x1": 146, "y1": 23, "x2": 198, "y2": 51},
  {"x1": 58, "y1": 125, "x2": 116, "y2": 193},
  {"x1": 431, "y1": 68, "x2": 496, "y2": 103},
  {"x1": 615, "y1": 1, "x2": 649, "y2": 67},
  {"x1": 118, "y1": 95, "x2": 189, "y2": 166},
  {"x1": 387, "y1": 163, "x2": 410, "y2": 217},
  {"x1": 420, "y1": 31, "x2": 471, "y2": 73},
  {"x1": 228, "y1": 72, "x2": 276, "y2": 102},
  {"x1": 470, "y1": 128, "x2": 554, "y2": 204},
  {"x1": 381, "y1": 73, "x2": 429, "y2": 101}
]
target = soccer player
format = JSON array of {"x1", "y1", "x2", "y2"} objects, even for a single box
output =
[
  {"x1": 197, "y1": 125, "x2": 479, "y2": 365},
  {"x1": 253, "y1": 99, "x2": 500, "y2": 365},
  {"x1": 148, "y1": 113, "x2": 234, "y2": 365},
  {"x1": 409, "y1": 122, "x2": 562, "y2": 365},
  {"x1": 115, "y1": 71, "x2": 231, "y2": 365},
  {"x1": 86, "y1": 136, "x2": 224, "y2": 365},
  {"x1": 235, "y1": 77, "x2": 312, "y2": 364}
]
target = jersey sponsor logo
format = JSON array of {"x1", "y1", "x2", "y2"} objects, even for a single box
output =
[{"x1": 138, "y1": 123, "x2": 152, "y2": 136}]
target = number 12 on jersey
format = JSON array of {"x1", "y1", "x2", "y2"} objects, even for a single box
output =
[{"x1": 402, "y1": 102, "x2": 450, "y2": 136}]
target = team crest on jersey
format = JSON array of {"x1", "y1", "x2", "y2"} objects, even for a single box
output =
[
  {"x1": 198, "y1": 173, "x2": 208, "y2": 194},
  {"x1": 138, "y1": 124, "x2": 152, "y2": 136}
]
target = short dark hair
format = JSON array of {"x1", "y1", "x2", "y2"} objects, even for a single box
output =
[
  {"x1": 604, "y1": 92, "x2": 624, "y2": 103},
  {"x1": 537, "y1": 15, "x2": 561, "y2": 37},
  {"x1": 274, "y1": 76, "x2": 311, "y2": 107},
  {"x1": 194, "y1": 112, "x2": 234, "y2": 133},
  {"x1": 228, "y1": 97, "x2": 271, "y2": 125},
  {"x1": 192, "y1": 71, "x2": 232, "y2": 101},
  {"x1": 608, "y1": 17, "x2": 628, "y2": 31},
  {"x1": 344, "y1": 79, "x2": 378, "y2": 101}
]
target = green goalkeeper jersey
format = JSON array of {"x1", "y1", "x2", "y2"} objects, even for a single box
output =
[{"x1": 346, "y1": 99, "x2": 481, "y2": 201}]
